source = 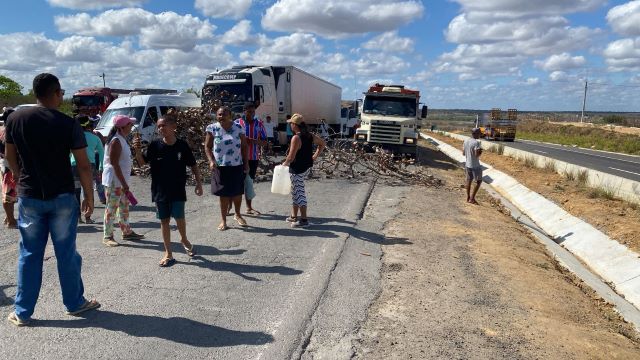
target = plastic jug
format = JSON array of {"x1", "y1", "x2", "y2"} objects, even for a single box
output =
[{"x1": 271, "y1": 165, "x2": 292, "y2": 195}]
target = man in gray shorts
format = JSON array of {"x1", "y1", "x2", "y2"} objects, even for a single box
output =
[{"x1": 462, "y1": 128, "x2": 483, "y2": 204}]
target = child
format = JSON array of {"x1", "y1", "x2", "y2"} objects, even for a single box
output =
[{"x1": 133, "y1": 110, "x2": 203, "y2": 267}]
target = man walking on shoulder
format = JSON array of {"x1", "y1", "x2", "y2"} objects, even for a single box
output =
[
  {"x1": 4, "y1": 73, "x2": 100, "y2": 326},
  {"x1": 463, "y1": 128, "x2": 483, "y2": 205}
]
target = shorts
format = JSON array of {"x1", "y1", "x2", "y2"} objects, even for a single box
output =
[
  {"x1": 466, "y1": 167, "x2": 483, "y2": 182},
  {"x1": 156, "y1": 201, "x2": 186, "y2": 220},
  {"x1": 214, "y1": 165, "x2": 245, "y2": 197},
  {"x1": 2, "y1": 169, "x2": 16, "y2": 204}
]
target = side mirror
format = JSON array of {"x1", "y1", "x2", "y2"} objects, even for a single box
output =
[{"x1": 421, "y1": 105, "x2": 428, "y2": 119}]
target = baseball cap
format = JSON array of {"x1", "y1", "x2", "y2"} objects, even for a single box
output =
[
  {"x1": 287, "y1": 113, "x2": 303, "y2": 125},
  {"x1": 472, "y1": 128, "x2": 481, "y2": 134},
  {"x1": 113, "y1": 114, "x2": 136, "y2": 128}
]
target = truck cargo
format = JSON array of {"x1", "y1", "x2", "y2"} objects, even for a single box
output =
[
  {"x1": 478, "y1": 108, "x2": 517, "y2": 141},
  {"x1": 202, "y1": 65, "x2": 341, "y2": 130},
  {"x1": 355, "y1": 83, "x2": 428, "y2": 157}
]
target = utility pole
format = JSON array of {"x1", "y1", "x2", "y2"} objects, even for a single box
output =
[
  {"x1": 99, "y1": 72, "x2": 106, "y2": 87},
  {"x1": 580, "y1": 78, "x2": 588, "y2": 123}
]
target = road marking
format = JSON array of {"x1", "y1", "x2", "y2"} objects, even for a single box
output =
[
  {"x1": 516, "y1": 140, "x2": 640, "y2": 165},
  {"x1": 534, "y1": 150, "x2": 548, "y2": 154},
  {"x1": 608, "y1": 167, "x2": 640, "y2": 177}
]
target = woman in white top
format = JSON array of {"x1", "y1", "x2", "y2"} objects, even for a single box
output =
[{"x1": 101, "y1": 115, "x2": 144, "y2": 247}]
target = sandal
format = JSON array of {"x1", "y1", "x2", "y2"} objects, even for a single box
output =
[
  {"x1": 234, "y1": 216, "x2": 248, "y2": 227},
  {"x1": 84, "y1": 217, "x2": 95, "y2": 224},
  {"x1": 183, "y1": 243, "x2": 196, "y2": 257},
  {"x1": 218, "y1": 223, "x2": 228, "y2": 231},
  {"x1": 7, "y1": 312, "x2": 30, "y2": 327},
  {"x1": 159, "y1": 257, "x2": 176, "y2": 267},
  {"x1": 66, "y1": 299, "x2": 101, "y2": 316},
  {"x1": 246, "y1": 208, "x2": 261, "y2": 215},
  {"x1": 285, "y1": 216, "x2": 297, "y2": 223}
]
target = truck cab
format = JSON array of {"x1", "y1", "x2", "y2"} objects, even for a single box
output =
[{"x1": 355, "y1": 84, "x2": 427, "y2": 156}]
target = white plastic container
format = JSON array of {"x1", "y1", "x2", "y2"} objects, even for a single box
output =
[{"x1": 271, "y1": 165, "x2": 292, "y2": 195}]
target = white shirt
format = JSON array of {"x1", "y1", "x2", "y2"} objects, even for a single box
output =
[
  {"x1": 102, "y1": 133, "x2": 133, "y2": 187},
  {"x1": 263, "y1": 121, "x2": 275, "y2": 138}
]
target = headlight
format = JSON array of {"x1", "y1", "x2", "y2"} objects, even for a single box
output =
[
  {"x1": 404, "y1": 138, "x2": 415, "y2": 144},
  {"x1": 356, "y1": 134, "x2": 367, "y2": 140}
]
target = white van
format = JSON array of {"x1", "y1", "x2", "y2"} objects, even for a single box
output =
[{"x1": 95, "y1": 92, "x2": 201, "y2": 143}]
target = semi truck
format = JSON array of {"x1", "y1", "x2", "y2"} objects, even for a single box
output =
[
  {"x1": 477, "y1": 108, "x2": 517, "y2": 141},
  {"x1": 355, "y1": 83, "x2": 428, "y2": 156},
  {"x1": 72, "y1": 87, "x2": 177, "y2": 117},
  {"x1": 201, "y1": 65, "x2": 341, "y2": 131}
]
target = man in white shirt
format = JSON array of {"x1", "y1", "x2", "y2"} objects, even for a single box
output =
[
  {"x1": 263, "y1": 115, "x2": 276, "y2": 147},
  {"x1": 462, "y1": 128, "x2": 483, "y2": 204}
]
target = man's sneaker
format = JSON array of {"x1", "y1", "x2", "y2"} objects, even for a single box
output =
[
  {"x1": 7, "y1": 312, "x2": 30, "y2": 327},
  {"x1": 291, "y1": 218, "x2": 309, "y2": 228},
  {"x1": 122, "y1": 231, "x2": 144, "y2": 241},
  {"x1": 102, "y1": 237, "x2": 119, "y2": 247},
  {"x1": 285, "y1": 216, "x2": 297, "y2": 223}
]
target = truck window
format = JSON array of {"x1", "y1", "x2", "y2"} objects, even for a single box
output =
[
  {"x1": 253, "y1": 85, "x2": 264, "y2": 107},
  {"x1": 159, "y1": 106, "x2": 173, "y2": 116},
  {"x1": 143, "y1": 106, "x2": 158, "y2": 128}
]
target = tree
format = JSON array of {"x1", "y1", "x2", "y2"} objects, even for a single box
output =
[
  {"x1": 184, "y1": 87, "x2": 201, "y2": 98},
  {"x1": 0, "y1": 75, "x2": 23, "y2": 98}
]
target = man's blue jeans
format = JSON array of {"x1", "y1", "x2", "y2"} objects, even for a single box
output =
[{"x1": 14, "y1": 193, "x2": 87, "y2": 320}]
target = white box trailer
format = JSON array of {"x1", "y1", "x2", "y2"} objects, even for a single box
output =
[{"x1": 203, "y1": 65, "x2": 341, "y2": 129}]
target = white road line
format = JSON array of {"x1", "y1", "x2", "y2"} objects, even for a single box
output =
[
  {"x1": 534, "y1": 150, "x2": 548, "y2": 154},
  {"x1": 608, "y1": 167, "x2": 640, "y2": 177},
  {"x1": 516, "y1": 141, "x2": 640, "y2": 165}
]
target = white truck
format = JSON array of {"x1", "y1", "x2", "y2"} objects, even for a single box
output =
[
  {"x1": 355, "y1": 83, "x2": 428, "y2": 157},
  {"x1": 202, "y1": 65, "x2": 341, "y2": 133}
]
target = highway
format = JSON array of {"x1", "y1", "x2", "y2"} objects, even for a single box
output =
[{"x1": 501, "y1": 139, "x2": 640, "y2": 182}]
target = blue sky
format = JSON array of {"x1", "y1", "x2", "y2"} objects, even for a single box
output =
[{"x1": 1, "y1": 0, "x2": 639, "y2": 111}]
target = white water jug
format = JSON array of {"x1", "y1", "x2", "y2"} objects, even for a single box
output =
[{"x1": 271, "y1": 165, "x2": 292, "y2": 195}]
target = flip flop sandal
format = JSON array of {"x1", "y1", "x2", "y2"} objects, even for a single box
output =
[
  {"x1": 159, "y1": 257, "x2": 176, "y2": 267},
  {"x1": 183, "y1": 244, "x2": 196, "y2": 257},
  {"x1": 7, "y1": 312, "x2": 30, "y2": 327},
  {"x1": 246, "y1": 209, "x2": 261, "y2": 215},
  {"x1": 234, "y1": 216, "x2": 248, "y2": 227},
  {"x1": 218, "y1": 223, "x2": 228, "y2": 231},
  {"x1": 84, "y1": 218, "x2": 95, "y2": 224},
  {"x1": 66, "y1": 299, "x2": 101, "y2": 316}
]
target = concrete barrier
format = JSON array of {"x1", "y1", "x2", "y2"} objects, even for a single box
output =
[
  {"x1": 430, "y1": 131, "x2": 640, "y2": 205},
  {"x1": 422, "y1": 133, "x2": 640, "y2": 311}
]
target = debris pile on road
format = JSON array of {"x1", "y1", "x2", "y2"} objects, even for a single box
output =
[{"x1": 315, "y1": 141, "x2": 444, "y2": 187}]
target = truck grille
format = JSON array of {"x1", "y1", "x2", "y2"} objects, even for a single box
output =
[{"x1": 370, "y1": 121, "x2": 401, "y2": 143}]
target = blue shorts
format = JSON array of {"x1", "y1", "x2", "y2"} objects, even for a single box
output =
[{"x1": 156, "y1": 201, "x2": 185, "y2": 220}]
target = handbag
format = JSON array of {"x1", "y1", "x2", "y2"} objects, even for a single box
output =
[
  {"x1": 210, "y1": 167, "x2": 224, "y2": 194},
  {"x1": 245, "y1": 174, "x2": 256, "y2": 200}
]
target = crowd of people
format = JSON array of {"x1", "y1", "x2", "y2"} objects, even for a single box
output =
[{"x1": 0, "y1": 73, "x2": 325, "y2": 326}]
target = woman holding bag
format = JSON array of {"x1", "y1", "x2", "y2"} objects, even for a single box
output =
[
  {"x1": 204, "y1": 106, "x2": 249, "y2": 231},
  {"x1": 101, "y1": 115, "x2": 144, "y2": 246},
  {"x1": 282, "y1": 114, "x2": 325, "y2": 228}
]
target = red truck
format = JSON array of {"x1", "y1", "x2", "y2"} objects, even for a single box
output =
[{"x1": 72, "y1": 87, "x2": 177, "y2": 116}]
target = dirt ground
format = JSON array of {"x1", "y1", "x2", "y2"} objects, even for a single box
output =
[
  {"x1": 351, "y1": 143, "x2": 640, "y2": 359},
  {"x1": 551, "y1": 122, "x2": 640, "y2": 137},
  {"x1": 429, "y1": 132, "x2": 640, "y2": 255}
]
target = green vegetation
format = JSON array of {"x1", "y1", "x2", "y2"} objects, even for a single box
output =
[
  {"x1": 0, "y1": 75, "x2": 73, "y2": 116},
  {"x1": 602, "y1": 115, "x2": 627, "y2": 125},
  {"x1": 517, "y1": 120, "x2": 640, "y2": 155},
  {"x1": 588, "y1": 186, "x2": 616, "y2": 200}
]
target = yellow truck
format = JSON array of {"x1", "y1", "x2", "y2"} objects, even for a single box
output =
[{"x1": 479, "y1": 108, "x2": 517, "y2": 142}]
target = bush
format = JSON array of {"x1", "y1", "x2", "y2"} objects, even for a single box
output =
[{"x1": 602, "y1": 115, "x2": 627, "y2": 125}]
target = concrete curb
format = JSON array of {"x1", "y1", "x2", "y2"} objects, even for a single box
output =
[
  {"x1": 421, "y1": 133, "x2": 640, "y2": 312},
  {"x1": 431, "y1": 131, "x2": 640, "y2": 205}
]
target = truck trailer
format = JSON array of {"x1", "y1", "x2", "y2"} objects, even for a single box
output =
[
  {"x1": 355, "y1": 84, "x2": 428, "y2": 157},
  {"x1": 202, "y1": 65, "x2": 341, "y2": 130}
]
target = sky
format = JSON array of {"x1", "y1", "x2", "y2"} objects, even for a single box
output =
[{"x1": 0, "y1": 0, "x2": 639, "y2": 111}]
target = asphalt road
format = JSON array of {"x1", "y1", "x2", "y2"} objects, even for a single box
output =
[
  {"x1": 501, "y1": 139, "x2": 640, "y2": 182},
  {"x1": 0, "y1": 175, "x2": 401, "y2": 359}
]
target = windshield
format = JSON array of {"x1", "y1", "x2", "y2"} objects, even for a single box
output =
[
  {"x1": 202, "y1": 83, "x2": 252, "y2": 104},
  {"x1": 363, "y1": 96, "x2": 416, "y2": 117},
  {"x1": 73, "y1": 95, "x2": 101, "y2": 107},
  {"x1": 97, "y1": 107, "x2": 145, "y2": 129}
]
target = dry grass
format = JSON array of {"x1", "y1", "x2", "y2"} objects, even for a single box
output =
[
  {"x1": 588, "y1": 186, "x2": 616, "y2": 200},
  {"x1": 543, "y1": 159, "x2": 557, "y2": 173},
  {"x1": 577, "y1": 169, "x2": 589, "y2": 186},
  {"x1": 522, "y1": 155, "x2": 537, "y2": 168},
  {"x1": 565, "y1": 169, "x2": 577, "y2": 181}
]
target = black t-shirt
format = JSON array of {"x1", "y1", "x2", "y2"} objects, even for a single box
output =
[
  {"x1": 289, "y1": 133, "x2": 314, "y2": 174},
  {"x1": 5, "y1": 106, "x2": 87, "y2": 200},
  {"x1": 144, "y1": 138, "x2": 196, "y2": 203}
]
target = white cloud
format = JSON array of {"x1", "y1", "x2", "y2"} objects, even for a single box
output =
[
  {"x1": 549, "y1": 71, "x2": 569, "y2": 81},
  {"x1": 0, "y1": 33, "x2": 56, "y2": 71},
  {"x1": 435, "y1": 1, "x2": 601, "y2": 79},
  {"x1": 362, "y1": 31, "x2": 414, "y2": 53},
  {"x1": 55, "y1": 9, "x2": 215, "y2": 51},
  {"x1": 534, "y1": 53, "x2": 586, "y2": 72},
  {"x1": 525, "y1": 77, "x2": 539, "y2": 85},
  {"x1": 240, "y1": 33, "x2": 323, "y2": 67},
  {"x1": 47, "y1": 0, "x2": 146, "y2": 10},
  {"x1": 195, "y1": 0, "x2": 252, "y2": 20},
  {"x1": 262, "y1": 0, "x2": 423, "y2": 38},
  {"x1": 352, "y1": 53, "x2": 410, "y2": 76},
  {"x1": 220, "y1": 20, "x2": 267, "y2": 46},
  {"x1": 604, "y1": 38, "x2": 640, "y2": 71},
  {"x1": 606, "y1": 0, "x2": 640, "y2": 36}
]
